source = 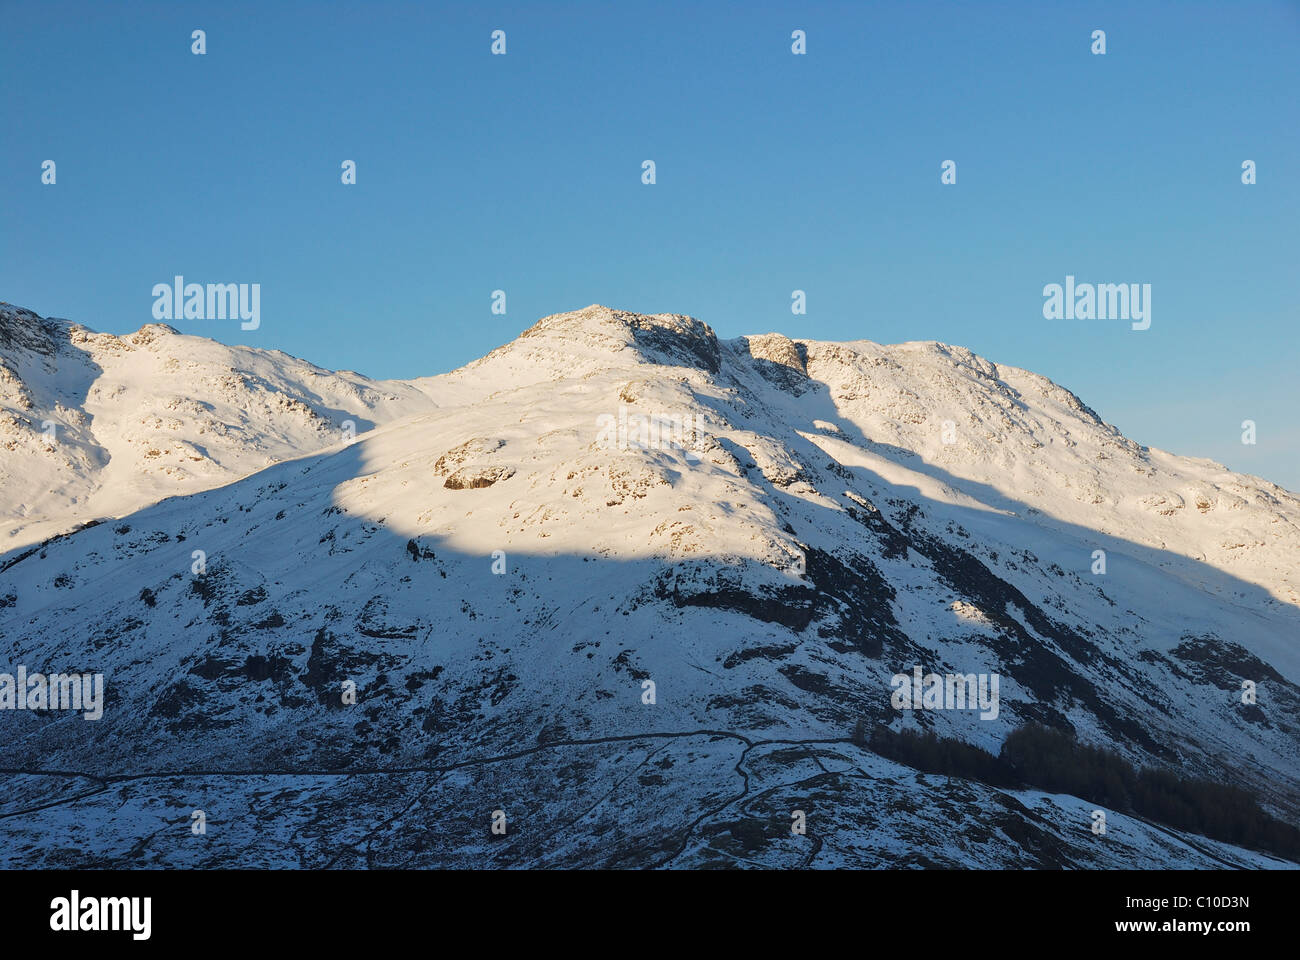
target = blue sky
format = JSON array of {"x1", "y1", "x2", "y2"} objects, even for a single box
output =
[{"x1": 3, "y1": 1, "x2": 1297, "y2": 488}]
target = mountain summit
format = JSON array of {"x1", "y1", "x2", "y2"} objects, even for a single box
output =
[
  {"x1": 0, "y1": 301, "x2": 436, "y2": 548},
  {"x1": 1, "y1": 302, "x2": 1297, "y2": 868}
]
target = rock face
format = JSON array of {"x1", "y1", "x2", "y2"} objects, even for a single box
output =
[
  {"x1": 1, "y1": 302, "x2": 1297, "y2": 868},
  {"x1": 742, "y1": 333, "x2": 810, "y2": 394}
]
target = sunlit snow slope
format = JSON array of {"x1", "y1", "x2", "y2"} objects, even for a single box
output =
[
  {"x1": 1, "y1": 303, "x2": 1296, "y2": 868},
  {"x1": 0, "y1": 302, "x2": 437, "y2": 549}
]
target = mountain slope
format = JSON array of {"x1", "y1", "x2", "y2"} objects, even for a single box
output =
[
  {"x1": 1, "y1": 304, "x2": 1296, "y2": 868},
  {"x1": 0, "y1": 302, "x2": 437, "y2": 549}
]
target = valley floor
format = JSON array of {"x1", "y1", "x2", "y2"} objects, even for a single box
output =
[{"x1": 1, "y1": 732, "x2": 1289, "y2": 869}]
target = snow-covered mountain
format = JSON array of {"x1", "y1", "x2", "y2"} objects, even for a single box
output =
[
  {"x1": 2, "y1": 302, "x2": 1297, "y2": 868},
  {"x1": 0, "y1": 302, "x2": 437, "y2": 549}
]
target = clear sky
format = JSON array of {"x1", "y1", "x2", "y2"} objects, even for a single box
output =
[{"x1": 3, "y1": 1, "x2": 1297, "y2": 488}]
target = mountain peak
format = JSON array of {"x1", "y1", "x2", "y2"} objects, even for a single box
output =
[
  {"x1": 517, "y1": 304, "x2": 721, "y2": 373},
  {"x1": 4, "y1": 298, "x2": 1300, "y2": 869},
  {"x1": 127, "y1": 322, "x2": 180, "y2": 345},
  {"x1": 0, "y1": 302, "x2": 66, "y2": 356}
]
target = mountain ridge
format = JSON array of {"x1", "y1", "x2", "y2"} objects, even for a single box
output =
[
  {"x1": 0, "y1": 301, "x2": 440, "y2": 549},
  {"x1": 1, "y1": 300, "x2": 1296, "y2": 868}
]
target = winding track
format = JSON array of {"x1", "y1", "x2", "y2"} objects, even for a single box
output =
[{"x1": 0, "y1": 729, "x2": 852, "y2": 867}]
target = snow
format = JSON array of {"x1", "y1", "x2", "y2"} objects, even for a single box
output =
[
  {"x1": 0, "y1": 302, "x2": 438, "y2": 548},
  {"x1": 1, "y1": 301, "x2": 1296, "y2": 868}
]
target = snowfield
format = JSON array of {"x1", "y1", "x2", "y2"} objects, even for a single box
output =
[
  {"x1": 1, "y1": 302, "x2": 1296, "y2": 868},
  {"x1": 0, "y1": 302, "x2": 437, "y2": 549}
]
